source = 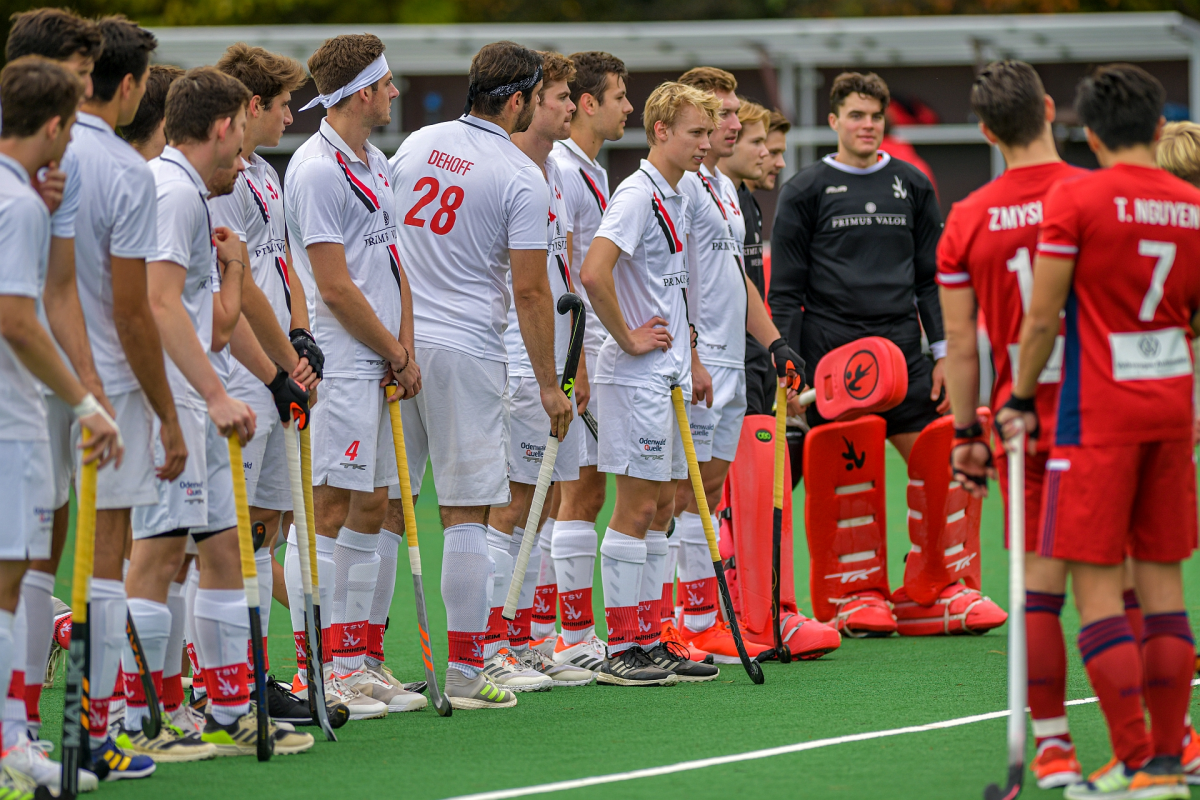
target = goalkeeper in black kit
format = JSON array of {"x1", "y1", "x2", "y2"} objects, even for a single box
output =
[{"x1": 769, "y1": 71, "x2": 947, "y2": 461}]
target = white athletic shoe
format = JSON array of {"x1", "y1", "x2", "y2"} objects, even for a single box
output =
[
  {"x1": 322, "y1": 666, "x2": 388, "y2": 720},
  {"x1": 516, "y1": 646, "x2": 594, "y2": 687},
  {"x1": 552, "y1": 632, "x2": 607, "y2": 673},
  {"x1": 481, "y1": 648, "x2": 553, "y2": 692},
  {"x1": 342, "y1": 668, "x2": 427, "y2": 713},
  {"x1": 166, "y1": 703, "x2": 207, "y2": 737},
  {"x1": 1, "y1": 736, "x2": 98, "y2": 793}
]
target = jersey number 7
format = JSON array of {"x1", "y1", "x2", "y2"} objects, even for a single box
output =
[{"x1": 404, "y1": 177, "x2": 465, "y2": 235}]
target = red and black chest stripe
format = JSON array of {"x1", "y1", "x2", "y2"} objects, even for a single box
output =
[
  {"x1": 245, "y1": 174, "x2": 270, "y2": 223},
  {"x1": 274, "y1": 256, "x2": 292, "y2": 313},
  {"x1": 580, "y1": 168, "x2": 607, "y2": 214},
  {"x1": 334, "y1": 150, "x2": 381, "y2": 214},
  {"x1": 650, "y1": 192, "x2": 682, "y2": 255}
]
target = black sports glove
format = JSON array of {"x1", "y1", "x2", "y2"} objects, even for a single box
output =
[
  {"x1": 768, "y1": 338, "x2": 805, "y2": 388},
  {"x1": 290, "y1": 328, "x2": 324, "y2": 380},
  {"x1": 267, "y1": 368, "x2": 310, "y2": 428},
  {"x1": 1001, "y1": 393, "x2": 1040, "y2": 441}
]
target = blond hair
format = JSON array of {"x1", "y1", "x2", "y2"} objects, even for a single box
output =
[
  {"x1": 736, "y1": 98, "x2": 770, "y2": 140},
  {"x1": 1157, "y1": 121, "x2": 1200, "y2": 186},
  {"x1": 643, "y1": 81, "x2": 720, "y2": 147},
  {"x1": 678, "y1": 66, "x2": 737, "y2": 95}
]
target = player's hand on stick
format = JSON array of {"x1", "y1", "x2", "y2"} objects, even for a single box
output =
[
  {"x1": 623, "y1": 316, "x2": 672, "y2": 355},
  {"x1": 209, "y1": 391, "x2": 256, "y2": 446},
  {"x1": 769, "y1": 338, "x2": 805, "y2": 392},
  {"x1": 997, "y1": 394, "x2": 1039, "y2": 456},
  {"x1": 33, "y1": 163, "x2": 65, "y2": 214},
  {"x1": 74, "y1": 393, "x2": 123, "y2": 469},
  {"x1": 541, "y1": 382, "x2": 574, "y2": 441},
  {"x1": 950, "y1": 419, "x2": 994, "y2": 499},
  {"x1": 386, "y1": 345, "x2": 420, "y2": 400},
  {"x1": 290, "y1": 328, "x2": 324, "y2": 384},
  {"x1": 692, "y1": 360, "x2": 713, "y2": 408},
  {"x1": 930, "y1": 358, "x2": 951, "y2": 414},
  {"x1": 267, "y1": 368, "x2": 309, "y2": 425},
  {"x1": 289, "y1": 357, "x2": 316, "y2": 390},
  {"x1": 157, "y1": 416, "x2": 189, "y2": 481}
]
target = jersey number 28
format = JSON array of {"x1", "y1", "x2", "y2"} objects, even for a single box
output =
[{"x1": 404, "y1": 177, "x2": 465, "y2": 235}]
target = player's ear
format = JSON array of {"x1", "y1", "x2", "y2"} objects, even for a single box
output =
[
  {"x1": 977, "y1": 122, "x2": 998, "y2": 146},
  {"x1": 1153, "y1": 116, "x2": 1166, "y2": 143},
  {"x1": 1043, "y1": 94, "x2": 1056, "y2": 125},
  {"x1": 827, "y1": 111, "x2": 838, "y2": 131}
]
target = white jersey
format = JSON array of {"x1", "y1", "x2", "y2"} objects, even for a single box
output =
[
  {"x1": 210, "y1": 154, "x2": 290, "y2": 400},
  {"x1": 593, "y1": 159, "x2": 693, "y2": 391},
  {"x1": 149, "y1": 147, "x2": 217, "y2": 409},
  {"x1": 70, "y1": 112, "x2": 158, "y2": 396},
  {"x1": 285, "y1": 119, "x2": 402, "y2": 381},
  {"x1": 52, "y1": 141, "x2": 81, "y2": 240},
  {"x1": 0, "y1": 154, "x2": 51, "y2": 440},
  {"x1": 390, "y1": 115, "x2": 550, "y2": 363},
  {"x1": 679, "y1": 164, "x2": 747, "y2": 369},
  {"x1": 505, "y1": 159, "x2": 572, "y2": 378},
  {"x1": 549, "y1": 138, "x2": 609, "y2": 342}
]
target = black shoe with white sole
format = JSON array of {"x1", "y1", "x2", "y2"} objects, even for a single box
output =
[
  {"x1": 265, "y1": 677, "x2": 313, "y2": 724},
  {"x1": 645, "y1": 641, "x2": 720, "y2": 682},
  {"x1": 596, "y1": 646, "x2": 679, "y2": 687}
]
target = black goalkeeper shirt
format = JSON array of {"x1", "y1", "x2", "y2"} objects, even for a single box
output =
[
  {"x1": 738, "y1": 182, "x2": 765, "y2": 296},
  {"x1": 767, "y1": 152, "x2": 944, "y2": 352}
]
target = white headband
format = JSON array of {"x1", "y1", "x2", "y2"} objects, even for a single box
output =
[{"x1": 300, "y1": 54, "x2": 390, "y2": 111}]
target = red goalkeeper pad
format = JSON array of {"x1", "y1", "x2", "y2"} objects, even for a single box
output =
[{"x1": 802, "y1": 336, "x2": 907, "y2": 422}]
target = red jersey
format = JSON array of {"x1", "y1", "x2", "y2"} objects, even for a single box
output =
[
  {"x1": 1037, "y1": 163, "x2": 1200, "y2": 446},
  {"x1": 937, "y1": 161, "x2": 1085, "y2": 450}
]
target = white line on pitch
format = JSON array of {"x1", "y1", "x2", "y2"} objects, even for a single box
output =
[{"x1": 444, "y1": 680, "x2": 1200, "y2": 800}]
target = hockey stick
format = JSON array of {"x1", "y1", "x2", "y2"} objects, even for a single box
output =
[
  {"x1": 386, "y1": 390, "x2": 452, "y2": 717},
  {"x1": 671, "y1": 386, "x2": 765, "y2": 685},
  {"x1": 124, "y1": 612, "x2": 162, "y2": 737},
  {"x1": 227, "y1": 434, "x2": 273, "y2": 762},
  {"x1": 300, "y1": 427, "x2": 343, "y2": 732},
  {"x1": 503, "y1": 292, "x2": 586, "y2": 620},
  {"x1": 284, "y1": 410, "x2": 339, "y2": 739},
  {"x1": 756, "y1": 382, "x2": 792, "y2": 664},
  {"x1": 580, "y1": 409, "x2": 598, "y2": 441},
  {"x1": 983, "y1": 418, "x2": 1026, "y2": 800}
]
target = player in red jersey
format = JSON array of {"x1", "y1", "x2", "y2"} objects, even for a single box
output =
[
  {"x1": 937, "y1": 60, "x2": 1086, "y2": 790},
  {"x1": 1002, "y1": 64, "x2": 1200, "y2": 800}
]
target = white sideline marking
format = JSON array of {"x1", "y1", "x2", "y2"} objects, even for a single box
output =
[{"x1": 444, "y1": 682, "x2": 1200, "y2": 800}]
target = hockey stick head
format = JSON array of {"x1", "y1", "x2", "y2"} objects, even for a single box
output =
[
  {"x1": 556, "y1": 291, "x2": 584, "y2": 318},
  {"x1": 983, "y1": 764, "x2": 1024, "y2": 800},
  {"x1": 808, "y1": 336, "x2": 908, "y2": 421},
  {"x1": 557, "y1": 292, "x2": 586, "y2": 399}
]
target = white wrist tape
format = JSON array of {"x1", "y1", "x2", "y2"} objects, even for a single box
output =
[
  {"x1": 930, "y1": 340, "x2": 948, "y2": 360},
  {"x1": 73, "y1": 393, "x2": 123, "y2": 447}
]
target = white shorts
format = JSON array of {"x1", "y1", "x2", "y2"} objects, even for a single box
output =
[
  {"x1": 311, "y1": 377, "x2": 398, "y2": 494},
  {"x1": 506, "y1": 375, "x2": 580, "y2": 485},
  {"x1": 580, "y1": 339, "x2": 602, "y2": 468},
  {"x1": 595, "y1": 382, "x2": 689, "y2": 482},
  {"x1": 46, "y1": 395, "x2": 74, "y2": 509},
  {"x1": 0, "y1": 439, "x2": 53, "y2": 560},
  {"x1": 132, "y1": 404, "x2": 236, "y2": 539},
  {"x1": 401, "y1": 346, "x2": 509, "y2": 507},
  {"x1": 92, "y1": 390, "x2": 158, "y2": 511},
  {"x1": 239, "y1": 387, "x2": 291, "y2": 511},
  {"x1": 689, "y1": 365, "x2": 747, "y2": 463}
]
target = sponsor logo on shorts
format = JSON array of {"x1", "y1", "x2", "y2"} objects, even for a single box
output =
[
  {"x1": 34, "y1": 506, "x2": 54, "y2": 525},
  {"x1": 521, "y1": 441, "x2": 545, "y2": 463},
  {"x1": 639, "y1": 436, "x2": 666, "y2": 459},
  {"x1": 179, "y1": 480, "x2": 205, "y2": 504},
  {"x1": 690, "y1": 422, "x2": 714, "y2": 440},
  {"x1": 755, "y1": 429, "x2": 772, "y2": 442},
  {"x1": 243, "y1": 460, "x2": 253, "y2": 471},
  {"x1": 339, "y1": 462, "x2": 368, "y2": 470}
]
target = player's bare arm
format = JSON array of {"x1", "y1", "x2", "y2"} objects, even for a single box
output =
[
  {"x1": 148, "y1": 258, "x2": 255, "y2": 444},
  {"x1": 744, "y1": 273, "x2": 803, "y2": 396},
  {"x1": 210, "y1": 225, "x2": 245, "y2": 351},
  {"x1": 940, "y1": 284, "x2": 992, "y2": 496},
  {"x1": 513, "y1": 246, "x2": 572, "y2": 439},
  {"x1": 282, "y1": 245, "x2": 318, "y2": 391},
  {"x1": 0, "y1": 293, "x2": 120, "y2": 466},
  {"x1": 43, "y1": 235, "x2": 114, "y2": 417},
  {"x1": 235, "y1": 240, "x2": 311, "y2": 386},
  {"x1": 580, "y1": 236, "x2": 672, "y2": 356}
]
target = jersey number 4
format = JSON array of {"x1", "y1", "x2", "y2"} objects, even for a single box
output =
[
  {"x1": 404, "y1": 177, "x2": 465, "y2": 235},
  {"x1": 345, "y1": 441, "x2": 360, "y2": 461}
]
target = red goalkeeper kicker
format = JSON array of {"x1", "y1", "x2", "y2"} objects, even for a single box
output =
[{"x1": 799, "y1": 336, "x2": 908, "y2": 421}]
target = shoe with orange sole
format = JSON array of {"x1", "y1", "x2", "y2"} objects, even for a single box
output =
[
  {"x1": 1031, "y1": 743, "x2": 1082, "y2": 790},
  {"x1": 680, "y1": 620, "x2": 770, "y2": 665}
]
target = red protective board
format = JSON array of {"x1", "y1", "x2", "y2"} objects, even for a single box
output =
[{"x1": 811, "y1": 336, "x2": 908, "y2": 421}]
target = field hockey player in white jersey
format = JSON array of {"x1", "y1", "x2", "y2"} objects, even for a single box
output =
[
  {"x1": 480, "y1": 50, "x2": 594, "y2": 692},
  {"x1": 0, "y1": 56, "x2": 121, "y2": 800},
  {"x1": 390, "y1": 40, "x2": 571, "y2": 710},
  {"x1": 540, "y1": 52, "x2": 633, "y2": 672},
  {"x1": 211, "y1": 44, "x2": 328, "y2": 726},
  {"x1": 579, "y1": 81, "x2": 721, "y2": 687},
  {"x1": 284, "y1": 34, "x2": 425, "y2": 719}
]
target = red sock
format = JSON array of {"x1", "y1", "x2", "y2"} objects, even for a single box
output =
[
  {"x1": 162, "y1": 674, "x2": 184, "y2": 713},
  {"x1": 447, "y1": 631, "x2": 486, "y2": 670},
  {"x1": 660, "y1": 580, "x2": 675, "y2": 623},
  {"x1": 367, "y1": 623, "x2": 385, "y2": 663},
  {"x1": 1026, "y1": 591, "x2": 1071, "y2": 747},
  {"x1": 186, "y1": 642, "x2": 205, "y2": 695},
  {"x1": 559, "y1": 588, "x2": 594, "y2": 632},
  {"x1": 510, "y1": 608, "x2": 532, "y2": 649},
  {"x1": 1142, "y1": 612, "x2": 1195, "y2": 758},
  {"x1": 533, "y1": 584, "x2": 558, "y2": 628},
  {"x1": 604, "y1": 605, "x2": 640, "y2": 653},
  {"x1": 1080, "y1": 615, "x2": 1152, "y2": 769},
  {"x1": 294, "y1": 631, "x2": 308, "y2": 671},
  {"x1": 23, "y1": 683, "x2": 41, "y2": 728},
  {"x1": 635, "y1": 599, "x2": 659, "y2": 647},
  {"x1": 320, "y1": 626, "x2": 332, "y2": 664},
  {"x1": 204, "y1": 663, "x2": 249, "y2": 719},
  {"x1": 88, "y1": 697, "x2": 109, "y2": 747},
  {"x1": 484, "y1": 605, "x2": 506, "y2": 652},
  {"x1": 1124, "y1": 589, "x2": 1144, "y2": 644}
]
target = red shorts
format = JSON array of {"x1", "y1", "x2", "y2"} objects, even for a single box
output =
[
  {"x1": 1037, "y1": 440, "x2": 1198, "y2": 565},
  {"x1": 995, "y1": 449, "x2": 1047, "y2": 553}
]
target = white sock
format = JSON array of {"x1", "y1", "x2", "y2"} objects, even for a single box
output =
[
  {"x1": 183, "y1": 561, "x2": 202, "y2": 697},
  {"x1": 89, "y1": 578, "x2": 126, "y2": 746},
  {"x1": 284, "y1": 526, "x2": 307, "y2": 675},
  {"x1": 513, "y1": 528, "x2": 539, "y2": 652},
  {"x1": 164, "y1": 581, "x2": 185, "y2": 708},
  {"x1": 663, "y1": 536, "x2": 680, "y2": 621},
  {"x1": 553, "y1": 520, "x2": 598, "y2": 645},
  {"x1": 255, "y1": 546, "x2": 273, "y2": 632},
  {"x1": 124, "y1": 598, "x2": 171, "y2": 733},
  {"x1": 331, "y1": 528, "x2": 379, "y2": 675},
  {"x1": 20, "y1": 570, "x2": 54, "y2": 738},
  {"x1": 0, "y1": 610, "x2": 14, "y2": 750},
  {"x1": 441, "y1": 523, "x2": 490, "y2": 678},
  {"x1": 532, "y1": 519, "x2": 558, "y2": 641},
  {"x1": 484, "y1": 526, "x2": 513, "y2": 659},
  {"x1": 599, "y1": 529, "x2": 646, "y2": 655},
  {"x1": 3, "y1": 600, "x2": 27, "y2": 749},
  {"x1": 366, "y1": 529, "x2": 401, "y2": 669},
  {"x1": 677, "y1": 511, "x2": 717, "y2": 632},
  {"x1": 315, "y1": 533, "x2": 335, "y2": 626},
  {"x1": 192, "y1": 589, "x2": 249, "y2": 726},
  {"x1": 640, "y1": 531, "x2": 668, "y2": 649}
]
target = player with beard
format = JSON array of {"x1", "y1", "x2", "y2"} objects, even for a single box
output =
[{"x1": 539, "y1": 51, "x2": 633, "y2": 673}]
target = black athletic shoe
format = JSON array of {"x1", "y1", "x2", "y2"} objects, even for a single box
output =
[
  {"x1": 265, "y1": 676, "x2": 312, "y2": 724},
  {"x1": 596, "y1": 646, "x2": 679, "y2": 687},
  {"x1": 645, "y1": 641, "x2": 720, "y2": 682}
]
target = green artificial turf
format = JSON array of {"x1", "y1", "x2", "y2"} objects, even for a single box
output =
[{"x1": 35, "y1": 445, "x2": 1200, "y2": 800}]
